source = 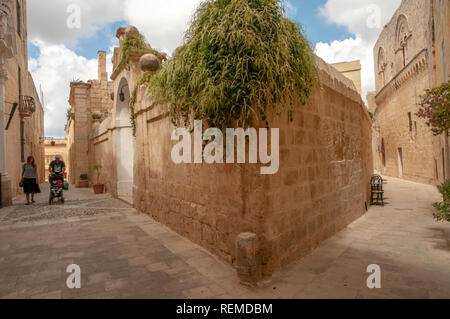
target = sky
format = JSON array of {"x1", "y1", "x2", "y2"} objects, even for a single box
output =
[{"x1": 27, "y1": 0, "x2": 401, "y2": 138}]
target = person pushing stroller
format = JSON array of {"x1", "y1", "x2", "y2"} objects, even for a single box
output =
[{"x1": 48, "y1": 155, "x2": 66, "y2": 205}]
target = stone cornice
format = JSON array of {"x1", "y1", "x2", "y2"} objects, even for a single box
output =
[{"x1": 375, "y1": 48, "x2": 429, "y2": 106}]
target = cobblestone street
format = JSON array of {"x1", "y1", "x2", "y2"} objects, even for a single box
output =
[
  {"x1": 0, "y1": 177, "x2": 449, "y2": 299},
  {"x1": 0, "y1": 185, "x2": 267, "y2": 299}
]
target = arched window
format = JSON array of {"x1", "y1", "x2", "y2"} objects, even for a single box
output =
[
  {"x1": 395, "y1": 15, "x2": 411, "y2": 69},
  {"x1": 16, "y1": 0, "x2": 21, "y2": 37},
  {"x1": 378, "y1": 47, "x2": 387, "y2": 87}
]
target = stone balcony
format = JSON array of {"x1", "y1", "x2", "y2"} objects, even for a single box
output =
[
  {"x1": 18, "y1": 95, "x2": 36, "y2": 118},
  {"x1": 375, "y1": 48, "x2": 429, "y2": 106}
]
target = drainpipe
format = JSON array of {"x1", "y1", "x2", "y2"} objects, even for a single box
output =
[
  {"x1": 446, "y1": 131, "x2": 450, "y2": 182},
  {"x1": 0, "y1": 0, "x2": 14, "y2": 206},
  {"x1": 0, "y1": 57, "x2": 12, "y2": 206}
]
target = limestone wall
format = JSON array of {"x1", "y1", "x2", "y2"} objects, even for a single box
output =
[
  {"x1": 331, "y1": 60, "x2": 362, "y2": 96},
  {"x1": 67, "y1": 53, "x2": 114, "y2": 187},
  {"x1": 90, "y1": 121, "x2": 116, "y2": 192},
  {"x1": 259, "y1": 59, "x2": 373, "y2": 273},
  {"x1": 130, "y1": 57, "x2": 373, "y2": 274},
  {"x1": 373, "y1": 0, "x2": 433, "y2": 91},
  {"x1": 3, "y1": 0, "x2": 45, "y2": 201},
  {"x1": 371, "y1": 0, "x2": 450, "y2": 185},
  {"x1": 432, "y1": 0, "x2": 450, "y2": 85}
]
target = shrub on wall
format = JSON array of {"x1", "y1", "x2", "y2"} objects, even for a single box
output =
[
  {"x1": 118, "y1": 31, "x2": 166, "y2": 135},
  {"x1": 433, "y1": 180, "x2": 450, "y2": 222},
  {"x1": 147, "y1": 0, "x2": 319, "y2": 130},
  {"x1": 119, "y1": 31, "x2": 166, "y2": 71},
  {"x1": 416, "y1": 81, "x2": 450, "y2": 136}
]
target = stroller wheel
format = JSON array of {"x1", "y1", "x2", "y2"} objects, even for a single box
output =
[
  {"x1": 49, "y1": 198, "x2": 52, "y2": 205},
  {"x1": 61, "y1": 197, "x2": 65, "y2": 204}
]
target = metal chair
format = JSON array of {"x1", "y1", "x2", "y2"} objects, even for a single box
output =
[{"x1": 370, "y1": 175, "x2": 384, "y2": 206}]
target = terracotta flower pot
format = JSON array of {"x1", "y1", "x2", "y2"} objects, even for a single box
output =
[
  {"x1": 78, "y1": 180, "x2": 89, "y2": 188},
  {"x1": 93, "y1": 184, "x2": 105, "y2": 194}
]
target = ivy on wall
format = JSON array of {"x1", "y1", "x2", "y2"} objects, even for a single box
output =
[
  {"x1": 119, "y1": 31, "x2": 166, "y2": 71},
  {"x1": 118, "y1": 31, "x2": 166, "y2": 135},
  {"x1": 129, "y1": 72, "x2": 154, "y2": 136}
]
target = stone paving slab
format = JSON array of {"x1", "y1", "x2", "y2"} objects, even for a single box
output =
[
  {"x1": 258, "y1": 176, "x2": 450, "y2": 299},
  {"x1": 1, "y1": 177, "x2": 450, "y2": 299},
  {"x1": 0, "y1": 185, "x2": 268, "y2": 299}
]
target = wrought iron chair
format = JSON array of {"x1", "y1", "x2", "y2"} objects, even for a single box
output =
[{"x1": 370, "y1": 175, "x2": 384, "y2": 206}]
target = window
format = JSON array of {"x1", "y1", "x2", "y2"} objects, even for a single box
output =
[
  {"x1": 396, "y1": 15, "x2": 410, "y2": 69},
  {"x1": 408, "y1": 113, "x2": 413, "y2": 132},
  {"x1": 443, "y1": 41, "x2": 447, "y2": 81},
  {"x1": 398, "y1": 148, "x2": 403, "y2": 178},
  {"x1": 402, "y1": 44, "x2": 408, "y2": 67},
  {"x1": 443, "y1": 148, "x2": 446, "y2": 180},
  {"x1": 378, "y1": 47, "x2": 386, "y2": 87},
  {"x1": 435, "y1": 159, "x2": 439, "y2": 180},
  {"x1": 18, "y1": 66, "x2": 21, "y2": 96},
  {"x1": 20, "y1": 120, "x2": 24, "y2": 162},
  {"x1": 16, "y1": 0, "x2": 21, "y2": 37}
]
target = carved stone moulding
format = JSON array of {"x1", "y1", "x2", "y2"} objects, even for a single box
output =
[
  {"x1": 0, "y1": 0, "x2": 12, "y2": 40},
  {"x1": 19, "y1": 95, "x2": 36, "y2": 118}
]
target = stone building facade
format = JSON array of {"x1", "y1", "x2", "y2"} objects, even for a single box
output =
[
  {"x1": 66, "y1": 26, "x2": 373, "y2": 277},
  {"x1": 65, "y1": 51, "x2": 114, "y2": 187},
  {"x1": 331, "y1": 60, "x2": 362, "y2": 96},
  {"x1": 0, "y1": 0, "x2": 45, "y2": 206},
  {"x1": 368, "y1": 0, "x2": 450, "y2": 185}
]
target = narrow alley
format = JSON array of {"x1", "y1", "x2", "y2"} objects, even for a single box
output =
[{"x1": 0, "y1": 176, "x2": 449, "y2": 299}]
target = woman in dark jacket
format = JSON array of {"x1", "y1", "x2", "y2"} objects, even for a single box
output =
[{"x1": 21, "y1": 156, "x2": 41, "y2": 205}]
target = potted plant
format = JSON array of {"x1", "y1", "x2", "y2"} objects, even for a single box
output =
[
  {"x1": 78, "y1": 174, "x2": 89, "y2": 188},
  {"x1": 92, "y1": 164, "x2": 104, "y2": 194}
]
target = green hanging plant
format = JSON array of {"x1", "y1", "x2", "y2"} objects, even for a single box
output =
[
  {"x1": 147, "y1": 0, "x2": 319, "y2": 130},
  {"x1": 119, "y1": 31, "x2": 166, "y2": 71},
  {"x1": 117, "y1": 30, "x2": 166, "y2": 136},
  {"x1": 129, "y1": 72, "x2": 155, "y2": 136}
]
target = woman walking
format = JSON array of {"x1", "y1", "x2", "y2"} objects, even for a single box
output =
[{"x1": 21, "y1": 156, "x2": 41, "y2": 205}]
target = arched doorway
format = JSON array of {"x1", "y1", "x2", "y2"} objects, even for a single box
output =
[{"x1": 115, "y1": 77, "x2": 134, "y2": 200}]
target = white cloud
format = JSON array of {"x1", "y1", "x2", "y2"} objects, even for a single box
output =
[
  {"x1": 123, "y1": 0, "x2": 201, "y2": 53},
  {"x1": 28, "y1": 0, "x2": 201, "y2": 51},
  {"x1": 29, "y1": 40, "x2": 114, "y2": 137},
  {"x1": 29, "y1": 0, "x2": 402, "y2": 136},
  {"x1": 28, "y1": 0, "x2": 124, "y2": 45},
  {"x1": 28, "y1": 0, "x2": 202, "y2": 137},
  {"x1": 314, "y1": 0, "x2": 401, "y2": 101}
]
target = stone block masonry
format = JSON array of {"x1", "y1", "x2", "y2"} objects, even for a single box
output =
[
  {"x1": 131, "y1": 56, "x2": 373, "y2": 277},
  {"x1": 72, "y1": 26, "x2": 372, "y2": 279}
]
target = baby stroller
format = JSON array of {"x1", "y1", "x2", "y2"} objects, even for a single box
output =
[{"x1": 49, "y1": 173, "x2": 65, "y2": 205}]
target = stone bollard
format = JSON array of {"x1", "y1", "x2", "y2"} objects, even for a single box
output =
[{"x1": 236, "y1": 232, "x2": 262, "y2": 286}]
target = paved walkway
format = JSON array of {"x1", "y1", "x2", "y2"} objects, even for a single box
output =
[
  {"x1": 0, "y1": 185, "x2": 268, "y2": 299},
  {"x1": 0, "y1": 177, "x2": 449, "y2": 299},
  {"x1": 258, "y1": 176, "x2": 450, "y2": 298}
]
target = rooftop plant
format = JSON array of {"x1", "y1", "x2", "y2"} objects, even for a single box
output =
[
  {"x1": 146, "y1": 0, "x2": 319, "y2": 130},
  {"x1": 118, "y1": 30, "x2": 166, "y2": 135},
  {"x1": 119, "y1": 31, "x2": 166, "y2": 71}
]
